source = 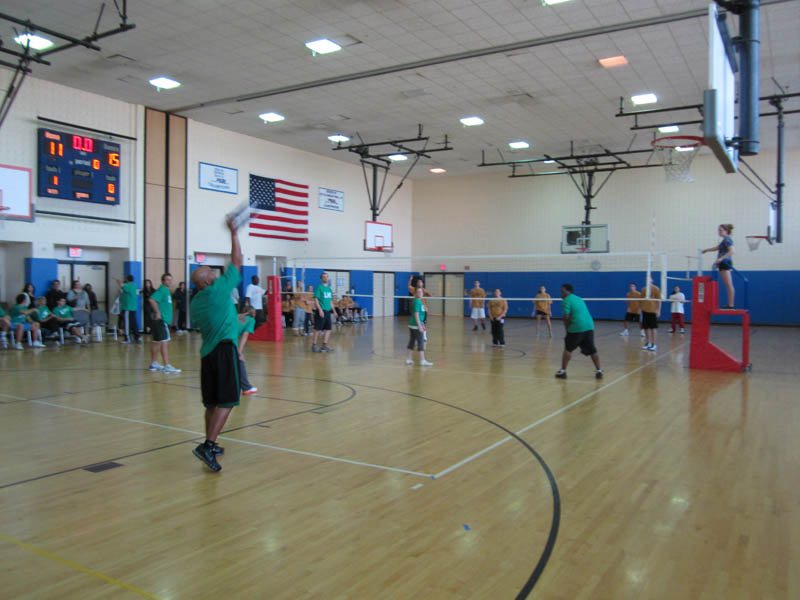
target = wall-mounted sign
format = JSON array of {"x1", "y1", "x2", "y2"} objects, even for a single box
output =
[
  {"x1": 318, "y1": 187, "x2": 344, "y2": 212},
  {"x1": 199, "y1": 162, "x2": 238, "y2": 194},
  {"x1": 195, "y1": 252, "x2": 206, "y2": 264},
  {"x1": 68, "y1": 247, "x2": 82, "y2": 258}
]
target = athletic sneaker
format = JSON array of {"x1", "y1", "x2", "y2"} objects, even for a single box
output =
[
  {"x1": 642, "y1": 344, "x2": 651, "y2": 350},
  {"x1": 148, "y1": 362, "x2": 163, "y2": 371},
  {"x1": 620, "y1": 330, "x2": 629, "y2": 336},
  {"x1": 162, "y1": 364, "x2": 182, "y2": 374},
  {"x1": 192, "y1": 443, "x2": 221, "y2": 472},
  {"x1": 595, "y1": 369, "x2": 604, "y2": 379},
  {"x1": 420, "y1": 360, "x2": 433, "y2": 366},
  {"x1": 321, "y1": 345, "x2": 334, "y2": 353},
  {"x1": 312, "y1": 344, "x2": 320, "y2": 353},
  {"x1": 640, "y1": 331, "x2": 646, "y2": 337},
  {"x1": 472, "y1": 326, "x2": 478, "y2": 331},
  {"x1": 243, "y1": 387, "x2": 258, "y2": 395},
  {"x1": 212, "y1": 443, "x2": 224, "y2": 456},
  {"x1": 405, "y1": 359, "x2": 414, "y2": 365},
  {"x1": 555, "y1": 370, "x2": 567, "y2": 379},
  {"x1": 32, "y1": 341, "x2": 46, "y2": 348},
  {"x1": 14, "y1": 342, "x2": 24, "y2": 350},
  {"x1": 679, "y1": 328, "x2": 686, "y2": 334},
  {"x1": 648, "y1": 345, "x2": 658, "y2": 352}
]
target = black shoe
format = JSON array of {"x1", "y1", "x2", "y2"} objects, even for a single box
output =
[
  {"x1": 212, "y1": 443, "x2": 225, "y2": 456},
  {"x1": 555, "y1": 370, "x2": 567, "y2": 379},
  {"x1": 321, "y1": 345, "x2": 334, "y2": 353},
  {"x1": 472, "y1": 326, "x2": 478, "y2": 331},
  {"x1": 193, "y1": 443, "x2": 221, "y2": 472},
  {"x1": 481, "y1": 322, "x2": 486, "y2": 330},
  {"x1": 595, "y1": 370, "x2": 604, "y2": 379}
]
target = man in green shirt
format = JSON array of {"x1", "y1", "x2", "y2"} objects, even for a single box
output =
[
  {"x1": 115, "y1": 275, "x2": 141, "y2": 343},
  {"x1": 148, "y1": 273, "x2": 180, "y2": 373},
  {"x1": 189, "y1": 216, "x2": 243, "y2": 472},
  {"x1": 555, "y1": 283, "x2": 602, "y2": 380},
  {"x1": 311, "y1": 272, "x2": 334, "y2": 353}
]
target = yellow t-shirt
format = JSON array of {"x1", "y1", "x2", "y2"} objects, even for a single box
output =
[
  {"x1": 626, "y1": 291, "x2": 641, "y2": 313},
  {"x1": 534, "y1": 293, "x2": 552, "y2": 314},
  {"x1": 469, "y1": 287, "x2": 486, "y2": 308},
  {"x1": 488, "y1": 298, "x2": 507, "y2": 319},
  {"x1": 639, "y1": 285, "x2": 661, "y2": 314}
]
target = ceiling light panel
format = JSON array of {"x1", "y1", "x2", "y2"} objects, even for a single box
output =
[
  {"x1": 631, "y1": 93, "x2": 657, "y2": 105},
  {"x1": 305, "y1": 39, "x2": 342, "y2": 54},
  {"x1": 149, "y1": 77, "x2": 181, "y2": 90},
  {"x1": 259, "y1": 112, "x2": 285, "y2": 123},
  {"x1": 459, "y1": 116, "x2": 484, "y2": 126},
  {"x1": 14, "y1": 33, "x2": 54, "y2": 50}
]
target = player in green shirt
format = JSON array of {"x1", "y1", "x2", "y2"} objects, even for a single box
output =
[
  {"x1": 115, "y1": 275, "x2": 141, "y2": 343},
  {"x1": 189, "y1": 215, "x2": 243, "y2": 472},
  {"x1": 9, "y1": 293, "x2": 45, "y2": 349},
  {"x1": 555, "y1": 284, "x2": 602, "y2": 380},
  {"x1": 311, "y1": 272, "x2": 334, "y2": 353},
  {"x1": 147, "y1": 273, "x2": 180, "y2": 373},
  {"x1": 406, "y1": 287, "x2": 433, "y2": 366}
]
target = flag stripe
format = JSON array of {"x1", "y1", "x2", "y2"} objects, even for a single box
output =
[
  {"x1": 275, "y1": 187, "x2": 308, "y2": 199},
  {"x1": 275, "y1": 179, "x2": 309, "y2": 190},
  {"x1": 274, "y1": 206, "x2": 308, "y2": 216},
  {"x1": 251, "y1": 233, "x2": 309, "y2": 241},
  {"x1": 274, "y1": 195, "x2": 308, "y2": 206},
  {"x1": 251, "y1": 213, "x2": 307, "y2": 225},
  {"x1": 250, "y1": 222, "x2": 308, "y2": 234}
]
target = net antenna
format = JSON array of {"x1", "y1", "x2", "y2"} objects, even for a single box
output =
[{"x1": 651, "y1": 135, "x2": 705, "y2": 183}]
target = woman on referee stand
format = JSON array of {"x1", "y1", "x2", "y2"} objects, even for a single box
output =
[{"x1": 702, "y1": 223, "x2": 736, "y2": 308}]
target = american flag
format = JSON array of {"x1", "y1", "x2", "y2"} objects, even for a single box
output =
[{"x1": 249, "y1": 174, "x2": 309, "y2": 242}]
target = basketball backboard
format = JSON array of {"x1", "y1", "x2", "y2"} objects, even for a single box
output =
[
  {"x1": 561, "y1": 224, "x2": 609, "y2": 254},
  {"x1": 364, "y1": 220, "x2": 393, "y2": 251},
  {"x1": 704, "y1": 3, "x2": 739, "y2": 173}
]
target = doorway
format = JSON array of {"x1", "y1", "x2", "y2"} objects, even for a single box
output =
[
  {"x1": 423, "y1": 272, "x2": 464, "y2": 316},
  {"x1": 58, "y1": 261, "x2": 108, "y2": 312},
  {"x1": 371, "y1": 272, "x2": 395, "y2": 317}
]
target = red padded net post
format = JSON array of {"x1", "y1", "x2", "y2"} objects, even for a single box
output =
[{"x1": 250, "y1": 275, "x2": 283, "y2": 341}]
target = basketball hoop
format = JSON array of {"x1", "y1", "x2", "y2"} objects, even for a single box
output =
[
  {"x1": 745, "y1": 235, "x2": 770, "y2": 251},
  {"x1": 651, "y1": 135, "x2": 705, "y2": 183}
]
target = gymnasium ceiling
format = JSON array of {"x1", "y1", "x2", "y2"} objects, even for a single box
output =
[{"x1": 2, "y1": 0, "x2": 799, "y2": 177}]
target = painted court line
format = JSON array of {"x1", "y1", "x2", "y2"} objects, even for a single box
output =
[
  {"x1": 433, "y1": 344, "x2": 686, "y2": 480},
  {"x1": 0, "y1": 531, "x2": 161, "y2": 599},
  {"x1": 0, "y1": 392, "x2": 27, "y2": 401},
  {"x1": 31, "y1": 400, "x2": 432, "y2": 479}
]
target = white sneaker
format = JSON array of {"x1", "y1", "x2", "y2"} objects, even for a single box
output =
[
  {"x1": 32, "y1": 341, "x2": 46, "y2": 348},
  {"x1": 148, "y1": 362, "x2": 163, "y2": 371},
  {"x1": 642, "y1": 344, "x2": 651, "y2": 350},
  {"x1": 405, "y1": 359, "x2": 414, "y2": 365},
  {"x1": 679, "y1": 328, "x2": 686, "y2": 334},
  {"x1": 640, "y1": 331, "x2": 646, "y2": 337},
  {"x1": 420, "y1": 360, "x2": 433, "y2": 366},
  {"x1": 14, "y1": 342, "x2": 24, "y2": 350},
  {"x1": 648, "y1": 345, "x2": 658, "y2": 352},
  {"x1": 620, "y1": 330, "x2": 629, "y2": 336},
  {"x1": 162, "y1": 364, "x2": 182, "y2": 374}
]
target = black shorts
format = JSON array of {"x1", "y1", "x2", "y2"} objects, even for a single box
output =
[
  {"x1": 152, "y1": 319, "x2": 171, "y2": 342},
  {"x1": 624, "y1": 312, "x2": 640, "y2": 322},
  {"x1": 314, "y1": 310, "x2": 332, "y2": 331},
  {"x1": 718, "y1": 261, "x2": 733, "y2": 271},
  {"x1": 642, "y1": 312, "x2": 658, "y2": 329},
  {"x1": 564, "y1": 330, "x2": 597, "y2": 356},
  {"x1": 535, "y1": 310, "x2": 549, "y2": 317},
  {"x1": 201, "y1": 341, "x2": 240, "y2": 408}
]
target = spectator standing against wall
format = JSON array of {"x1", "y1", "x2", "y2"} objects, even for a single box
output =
[
  {"x1": 244, "y1": 275, "x2": 266, "y2": 325},
  {"x1": 115, "y1": 276, "x2": 141, "y2": 343},
  {"x1": 142, "y1": 279, "x2": 155, "y2": 334},
  {"x1": 148, "y1": 273, "x2": 181, "y2": 373},
  {"x1": 173, "y1": 281, "x2": 188, "y2": 334}
]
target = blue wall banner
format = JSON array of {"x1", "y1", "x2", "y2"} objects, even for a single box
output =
[
  {"x1": 318, "y1": 187, "x2": 344, "y2": 212},
  {"x1": 199, "y1": 162, "x2": 238, "y2": 194}
]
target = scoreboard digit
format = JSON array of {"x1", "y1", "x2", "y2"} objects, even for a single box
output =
[{"x1": 37, "y1": 128, "x2": 121, "y2": 205}]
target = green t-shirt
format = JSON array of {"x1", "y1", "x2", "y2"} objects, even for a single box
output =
[
  {"x1": 36, "y1": 306, "x2": 52, "y2": 321},
  {"x1": 314, "y1": 283, "x2": 333, "y2": 311},
  {"x1": 9, "y1": 305, "x2": 28, "y2": 324},
  {"x1": 191, "y1": 264, "x2": 242, "y2": 358},
  {"x1": 0, "y1": 306, "x2": 5, "y2": 317},
  {"x1": 238, "y1": 315, "x2": 256, "y2": 337},
  {"x1": 150, "y1": 284, "x2": 173, "y2": 324},
  {"x1": 121, "y1": 282, "x2": 138, "y2": 311},
  {"x1": 562, "y1": 293, "x2": 594, "y2": 333},
  {"x1": 408, "y1": 298, "x2": 426, "y2": 329},
  {"x1": 53, "y1": 305, "x2": 74, "y2": 320}
]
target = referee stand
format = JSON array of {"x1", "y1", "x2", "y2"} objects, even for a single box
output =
[{"x1": 689, "y1": 275, "x2": 751, "y2": 372}]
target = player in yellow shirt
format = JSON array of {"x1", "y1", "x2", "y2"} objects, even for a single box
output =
[
  {"x1": 532, "y1": 285, "x2": 553, "y2": 337},
  {"x1": 639, "y1": 279, "x2": 661, "y2": 351},
  {"x1": 488, "y1": 288, "x2": 508, "y2": 347},
  {"x1": 620, "y1": 283, "x2": 644, "y2": 337},
  {"x1": 468, "y1": 281, "x2": 486, "y2": 331}
]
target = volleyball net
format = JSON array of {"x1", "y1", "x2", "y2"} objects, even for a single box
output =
[{"x1": 285, "y1": 251, "x2": 702, "y2": 319}]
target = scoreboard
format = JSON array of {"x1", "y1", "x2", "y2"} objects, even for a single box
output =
[{"x1": 37, "y1": 128, "x2": 121, "y2": 205}]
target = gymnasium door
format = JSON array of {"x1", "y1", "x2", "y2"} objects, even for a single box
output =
[
  {"x1": 371, "y1": 272, "x2": 395, "y2": 317},
  {"x1": 424, "y1": 272, "x2": 464, "y2": 316},
  {"x1": 424, "y1": 273, "x2": 444, "y2": 315},
  {"x1": 58, "y1": 261, "x2": 108, "y2": 311},
  {"x1": 327, "y1": 270, "x2": 350, "y2": 299}
]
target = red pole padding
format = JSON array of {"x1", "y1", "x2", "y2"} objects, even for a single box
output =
[{"x1": 250, "y1": 275, "x2": 283, "y2": 342}]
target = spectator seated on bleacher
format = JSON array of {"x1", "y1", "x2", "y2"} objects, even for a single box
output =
[
  {"x1": 45, "y1": 279, "x2": 66, "y2": 310},
  {"x1": 0, "y1": 305, "x2": 11, "y2": 349},
  {"x1": 350, "y1": 297, "x2": 366, "y2": 322},
  {"x1": 34, "y1": 296, "x2": 64, "y2": 345},
  {"x1": 53, "y1": 297, "x2": 90, "y2": 344},
  {"x1": 9, "y1": 294, "x2": 45, "y2": 349}
]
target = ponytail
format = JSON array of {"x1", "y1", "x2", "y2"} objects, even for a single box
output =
[{"x1": 720, "y1": 223, "x2": 734, "y2": 234}]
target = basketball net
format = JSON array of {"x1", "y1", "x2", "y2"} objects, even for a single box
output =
[{"x1": 651, "y1": 135, "x2": 704, "y2": 183}]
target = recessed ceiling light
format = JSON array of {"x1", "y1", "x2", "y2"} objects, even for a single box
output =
[
  {"x1": 259, "y1": 112, "x2": 285, "y2": 123},
  {"x1": 459, "y1": 116, "x2": 484, "y2": 127},
  {"x1": 149, "y1": 76, "x2": 181, "y2": 90},
  {"x1": 305, "y1": 39, "x2": 342, "y2": 55},
  {"x1": 508, "y1": 141, "x2": 530, "y2": 149},
  {"x1": 631, "y1": 93, "x2": 658, "y2": 105},
  {"x1": 328, "y1": 134, "x2": 350, "y2": 143},
  {"x1": 429, "y1": 168, "x2": 446, "y2": 174},
  {"x1": 658, "y1": 125, "x2": 680, "y2": 133},
  {"x1": 388, "y1": 154, "x2": 408, "y2": 161},
  {"x1": 599, "y1": 55, "x2": 628, "y2": 68},
  {"x1": 14, "y1": 32, "x2": 54, "y2": 51},
  {"x1": 542, "y1": 0, "x2": 573, "y2": 5}
]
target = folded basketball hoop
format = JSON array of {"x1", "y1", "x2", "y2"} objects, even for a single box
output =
[{"x1": 651, "y1": 135, "x2": 705, "y2": 183}]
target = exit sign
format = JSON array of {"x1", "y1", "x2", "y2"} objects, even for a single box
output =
[{"x1": 68, "y1": 247, "x2": 82, "y2": 258}]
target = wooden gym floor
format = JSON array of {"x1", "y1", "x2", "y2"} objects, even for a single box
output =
[{"x1": 0, "y1": 316, "x2": 797, "y2": 599}]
